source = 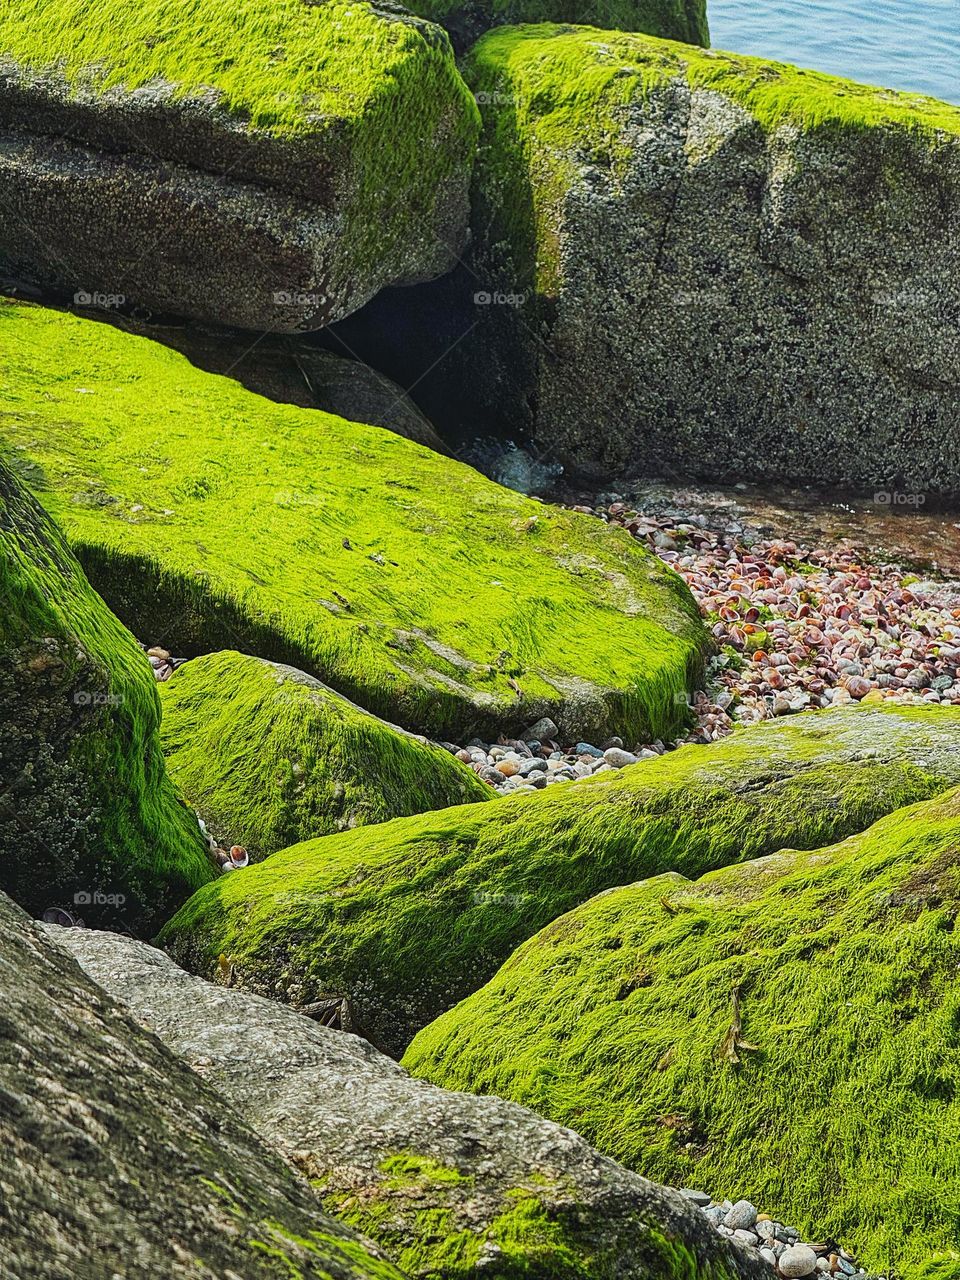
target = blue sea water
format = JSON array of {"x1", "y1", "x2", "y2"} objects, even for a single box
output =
[{"x1": 707, "y1": 0, "x2": 960, "y2": 105}]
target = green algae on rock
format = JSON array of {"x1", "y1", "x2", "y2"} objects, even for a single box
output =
[
  {"x1": 54, "y1": 926, "x2": 770, "y2": 1280},
  {"x1": 0, "y1": 0, "x2": 478, "y2": 330},
  {"x1": 159, "y1": 702, "x2": 960, "y2": 1056},
  {"x1": 350, "y1": 25, "x2": 960, "y2": 492},
  {"x1": 160, "y1": 651, "x2": 491, "y2": 861},
  {"x1": 402, "y1": 0, "x2": 707, "y2": 57},
  {"x1": 0, "y1": 301, "x2": 706, "y2": 744},
  {"x1": 0, "y1": 454, "x2": 212, "y2": 933},
  {"x1": 404, "y1": 786, "x2": 960, "y2": 1277},
  {"x1": 0, "y1": 892, "x2": 404, "y2": 1280}
]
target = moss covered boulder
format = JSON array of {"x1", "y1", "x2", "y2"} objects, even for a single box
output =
[
  {"x1": 160, "y1": 703, "x2": 960, "y2": 1055},
  {"x1": 338, "y1": 29, "x2": 960, "y2": 493},
  {"x1": 0, "y1": 891, "x2": 403, "y2": 1280},
  {"x1": 53, "y1": 926, "x2": 769, "y2": 1280},
  {"x1": 0, "y1": 453, "x2": 212, "y2": 932},
  {"x1": 0, "y1": 0, "x2": 478, "y2": 330},
  {"x1": 160, "y1": 651, "x2": 491, "y2": 860},
  {"x1": 402, "y1": 0, "x2": 706, "y2": 56},
  {"x1": 0, "y1": 301, "x2": 706, "y2": 743},
  {"x1": 404, "y1": 786, "x2": 960, "y2": 1276}
]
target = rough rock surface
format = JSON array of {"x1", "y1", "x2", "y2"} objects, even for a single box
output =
[
  {"x1": 0, "y1": 301, "x2": 707, "y2": 744},
  {"x1": 160, "y1": 651, "x2": 491, "y2": 861},
  {"x1": 160, "y1": 703, "x2": 960, "y2": 1055},
  {"x1": 333, "y1": 30, "x2": 960, "y2": 494},
  {"x1": 404, "y1": 786, "x2": 960, "y2": 1277},
  {"x1": 0, "y1": 890, "x2": 403, "y2": 1280},
  {"x1": 0, "y1": 0, "x2": 478, "y2": 330},
  {"x1": 402, "y1": 0, "x2": 706, "y2": 56},
  {"x1": 51, "y1": 923, "x2": 770, "y2": 1280},
  {"x1": 0, "y1": 453, "x2": 212, "y2": 932}
]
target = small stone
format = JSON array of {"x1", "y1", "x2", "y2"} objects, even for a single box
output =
[
  {"x1": 519, "y1": 757, "x2": 548, "y2": 776},
  {"x1": 779, "y1": 1244, "x2": 818, "y2": 1277},
  {"x1": 603, "y1": 747, "x2": 639, "y2": 769},
  {"x1": 724, "y1": 1200, "x2": 758, "y2": 1231},
  {"x1": 523, "y1": 717, "x2": 559, "y2": 741},
  {"x1": 495, "y1": 760, "x2": 519, "y2": 777},
  {"x1": 760, "y1": 1248, "x2": 777, "y2": 1266},
  {"x1": 679, "y1": 1189, "x2": 711, "y2": 1207},
  {"x1": 575, "y1": 742, "x2": 604, "y2": 758},
  {"x1": 733, "y1": 1229, "x2": 759, "y2": 1247},
  {"x1": 756, "y1": 1221, "x2": 776, "y2": 1242}
]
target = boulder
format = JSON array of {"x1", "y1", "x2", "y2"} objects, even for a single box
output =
[
  {"x1": 159, "y1": 702, "x2": 960, "y2": 1055},
  {"x1": 0, "y1": 890, "x2": 403, "y2": 1280},
  {"x1": 50, "y1": 923, "x2": 769, "y2": 1280},
  {"x1": 0, "y1": 300, "x2": 707, "y2": 743},
  {"x1": 160, "y1": 651, "x2": 491, "y2": 861},
  {"x1": 0, "y1": 0, "x2": 478, "y2": 330},
  {"x1": 402, "y1": 0, "x2": 706, "y2": 56},
  {"x1": 404, "y1": 786, "x2": 960, "y2": 1276},
  {"x1": 0, "y1": 453, "x2": 212, "y2": 932},
  {"x1": 331, "y1": 30, "x2": 960, "y2": 495}
]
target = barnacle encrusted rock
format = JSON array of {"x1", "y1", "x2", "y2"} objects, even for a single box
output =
[
  {"x1": 160, "y1": 651, "x2": 491, "y2": 860},
  {"x1": 52, "y1": 923, "x2": 770, "y2": 1280},
  {"x1": 404, "y1": 785, "x2": 960, "y2": 1277},
  {"x1": 0, "y1": 453, "x2": 212, "y2": 932},
  {"x1": 0, "y1": 0, "x2": 478, "y2": 329},
  {"x1": 159, "y1": 703, "x2": 960, "y2": 1055},
  {"x1": 335, "y1": 29, "x2": 960, "y2": 494},
  {"x1": 0, "y1": 890, "x2": 404, "y2": 1280},
  {"x1": 0, "y1": 301, "x2": 707, "y2": 743}
]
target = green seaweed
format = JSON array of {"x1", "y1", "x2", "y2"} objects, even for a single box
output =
[
  {"x1": 405, "y1": 786, "x2": 960, "y2": 1276},
  {"x1": 159, "y1": 650, "x2": 491, "y2": 859},
  {"x1": 405, "y1": 0, "x2": 708, "y2": 49},
  {"x1": 0, "y1": 454, "x2": 212, "y2": 931},
  {"x1": 0, "y1": 301, "x2": 706, "y2": 743},
  {"x1": 160, "y1": 703, "x2": 960, "y2": 1055}
]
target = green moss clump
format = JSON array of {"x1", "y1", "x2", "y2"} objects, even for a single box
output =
[
  {"x1": 464, "y1": 24, "x2": 960, "y2": 295},
  {"x1": 159, "y1": 651, "x2": 491, "y2": 859},
  {"x1": 160, "y1": 702, "x2": 960, "y2": 1055},
  {"x1": 405, "y1": 786, "x2": 960, "y2": 1276},
  {"x1": 0, "y1": 455, "x2": 212, "y2": 932},
  {"x1": 0, "y1": 301, "x2": 706, "y2": 743}
]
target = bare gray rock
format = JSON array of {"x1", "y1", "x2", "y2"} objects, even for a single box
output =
[
  {"x1": 0, "y1": 891, "x2": 402, "y2": 1280},
  {"x1": 51, "y1": 924, "x2": 770, "y2": 1280}
]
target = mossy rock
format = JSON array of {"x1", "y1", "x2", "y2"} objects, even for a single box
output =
[
  {"x1": 404, "y1": 785, "x2": 960, "y2": 1275},
  {"x1": 160, "y1": 703, "x2": 960, "y2": 1055},
  {"x1": 107, "y1": 314, "x2": 452, "y2": 454},
  {"x1": 0, "y1": 453, "x2": 212, "y2": 932},
  {"x1": 333, "y1": 26, "x2": 960, "y2": 491},
  {"x1": 0, "y1": 0, "x2": 478, "y2": 329},
  {"x1": 54, "y1": 925, "x2": 770, "y2": 1280},
  {"x1": 0, "y1": 301, "x2": 707, "y2": 744},
  {"x1": 1, "y1": 891, "x2": 404, "y2": 1279},
  {"x1": 402, "y1": 0, "x2": 706, "y2": 56},
  {"x1": 160, "y1": 651, "x2": 492, "y2": 860}
]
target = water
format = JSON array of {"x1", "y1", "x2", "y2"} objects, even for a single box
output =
[{"x1": 708, "y1": 0, "x2": 960, "y2": 105}]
